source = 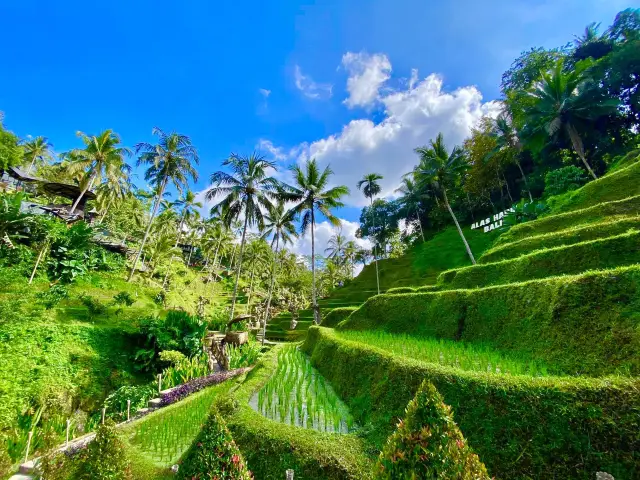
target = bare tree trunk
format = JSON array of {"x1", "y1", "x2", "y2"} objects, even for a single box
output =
[
  {"x1": 262, "y1": 237, "x2": 279, "y2": 344},
  {"x1": 370, "y1": 197, "x2": 380, "y2": 295},
  {"x1": 415, "y1": 207, "x2": 425, "y2": 242},
  {"x1": 69, "y1": 172, "x2": 95, "y2": 214},
  {"x1": 311, "y1": 210, "x2": 320, "y2": 324},
  {"x1": 502, "y1": 172, "x2": 514, "y2": 203},
  {"x1": 29, "y1": 242, "x2": 48, "y2": 284},
  {"x1": 229, "y1": 215, "x2": 249, "y2": 322},
  {"x1": 515, "y1": 160, "x2": 533, "y2": 202},
  {"x1": 128, "y1": 178, "x2": 167, "y2": 282},
  {"x1": 442, "y1": 189, "x2": 476, "y2": 265},
  {"x1": 567, "y1": 124, "x2": 598, "y2": 180}
]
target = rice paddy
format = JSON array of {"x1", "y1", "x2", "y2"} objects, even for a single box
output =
[
  {"x1": 250, "y1": 345, "x2": 355, "y2": 434},
  {"x1": 336, "y1": 330, "x2": 559, "y2": 376},
  {"x1": 127, "y1": 385, "x2": 220, "y2": 465}
]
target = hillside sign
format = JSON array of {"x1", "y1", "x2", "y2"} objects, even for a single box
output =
[{"x1": 471, "y1": 207, "x2": 515, "y2": 233}]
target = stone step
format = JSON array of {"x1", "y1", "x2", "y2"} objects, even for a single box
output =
[
  {"x1": 8, "y1": 474, "x2": 35, "y2": 480},
  {"x1": 19, "y1": 460, "x2": 38, "y2": 474},
  {"x1": 148, "y1": 398, "x2": 162, "y2": 409}
]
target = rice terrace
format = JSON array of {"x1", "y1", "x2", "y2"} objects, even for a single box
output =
[{"x1": 0, "y1": 3, "x2": 639, "y2": 479}]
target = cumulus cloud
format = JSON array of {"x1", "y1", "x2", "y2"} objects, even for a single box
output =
[
  {"x1": 274, "y1": 61, "x2": 502, "y2": 206},
  {"x1": 342, "y1": 52, "x2": 392, "y2": 109},
  {"x1": 294, "y1": 65, "x2": 333, "y2": 100}
]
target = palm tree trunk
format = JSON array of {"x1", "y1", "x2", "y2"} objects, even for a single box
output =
[
  {"x1": 187, "y1": 244, "x2": 194, "y2": 265},
  {"x1": 99, "y1": 197, "x2": 114, "y2": 224},
  {"x1": 29, "y1": 242, "x2": 48, "y2": 284},
  {"x1": 69, "y1": 172, "x2": 95, "y2": 214},
  {"x1": 128, "y1": 178, "x2": 167, "y2": 282},
  {"x1": 162, "y1": 213, "x2": 186, "y2": 287},
  {"x1": 415, "y1": 207, "x2": 425, "y2": 242},
  {"x1": 370, "y1": 197, "x2": 381, "y2": 295},
  {"x1": 502, "y1": 172, "x2": 514, "y2": 203},
  {"x1": 515, "y1": 160, "x2": 533, "y2": 202},
  {"x1": 229, "y1": 214, "x2": 249, "y2": 322},
  {"x1": 311, "y1": 209, "x2": 320, "y2": 324},
  {"x1": 28, "y1": 153, "x2": 38, "y2": 175},
  {"x1": 442, "y1": 189, "x2": 476, "y2": 265},
  {"x1": 247, "y1": 265, "x2": 256, "y2": 307},
  {"x1": 262, "y1": 236, "x2": 280, "y2": 344},
  {"x1": 207, "y1": 235, "x2": 224, "y2": 282},
  {"x1": 567, "y1": 124, "x2": 597, "y2": 180}
]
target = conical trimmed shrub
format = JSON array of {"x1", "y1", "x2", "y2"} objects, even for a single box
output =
[{"x1": 376, "y1": 381, "x2": 490, "y2": 479}]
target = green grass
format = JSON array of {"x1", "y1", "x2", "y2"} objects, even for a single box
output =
[
  {"x1": 336, "y1": 330, "x2": 555, "y2": 376},
  {"x1": 438, "y1": 229, "x2": 640, "y2": 289},
  {"x1": 341, "y1": 265, "x2": 640, "y2": 376},
  {"x1": 302, "y1": 327, "x2": 640, "y2": 479},
  {"x1": 480, "y1": 216, "x2": 640, "y2": 263},
  {"x1": 252, "y1": 345, "x2": 355, "y2": 433},
  {"x1": 123, "y1": 384, "x2": 228, "y2": 467}
]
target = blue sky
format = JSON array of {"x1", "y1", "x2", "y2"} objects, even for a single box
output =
[{"x1": 0, "y1": 0, "x2": 633, "y2": 255}]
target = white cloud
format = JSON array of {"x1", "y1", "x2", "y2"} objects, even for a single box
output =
[
  {"x1": 259, "y1": 88, "x2": 271, "y2": 98},
  {"x1": 270, "y1": 62, "x2": 501, "y2": 206},
  {"x1": 342, "y1": 52, "x2": 392, "y2": 109},
  {"x1": 294, "y1": 65, "x2": 333, "y2": 100}
]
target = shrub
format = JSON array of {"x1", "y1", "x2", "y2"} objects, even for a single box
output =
[
  {"x1": 302, "y1": 327, "x2": 640, "y2": 479},
  {"x1": 178, "y1": 410, "x2": 252, "y2": 480},
  {"x1": 79, "y1": 294, "x2": 107, "y2": 316},
  {"x1": 228, "y1": 338, "x2": 262, "y2": 369},
  {"x1": 340, "y1": 265, "x2": 640, "y2": 376},
  {"x1": 36, "y1": 284, "x2": 69, "y2": 309},
  {"x1": 132, "y1": 310, "x2": 207, "y2": 372},
  {"x1": 322, "y1": 307, "x2": 358, "y2": 328},
  {"x1": 438, "y1": 230, "x2": 640, "y2": 290},
  {"x1": 158, "y1": 349, "x2": 186, "y2": 366},
  {"x1": 376, "y1": 381, "x2": 489, "y2": 479},
  {"x1": 76, "y1": 421, "x2": 131, "y2": 480},
  {"x1": 544, "y1": 166, "x2": 588, "y2": 197},
  {"x1": 112, "y1": 291, "x2": 134, "y2": 307},
  {"x1": 162, "y1": 354, "x2": 210, "y2": 389},
  {"x1": 103, "y1": 384, "x2": 156, "y2": 421}
]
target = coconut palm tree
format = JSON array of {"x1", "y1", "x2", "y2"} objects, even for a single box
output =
[
  {"x1": 325, "y1": 230, "x2": 348, "y2": 263},
  {"x1": 415, "y1": 133, "x2": 476, "y2": 264},
  {"x1": 128, "y1": 128, "x2": 199, "y2": 281},
  {"x1": 260, "y1": 200, "x2": 297, "y2": 342},
  {"x1": 22, "y1": 136, "x2": 54, "y2": 174},
  {"x1": 162, "y1": 190, "x2": 203, "y2": 288},
  {"x1": 395, "y1": 176, "x2": 427, "y2": 242},
  {"x1": 66, "y1": 130, "x2": 132, "y2": 214},
  {"x1": 283, "y1": 159, "x2": 349, "y2": 324},
  {"x1": 206, "y1": 153, "x2": 280, "y2": 322},
  {"x1": 95, "y1": 161, "x2": 133, "y2": 222},
  {"x1": 489, "y1": 114, "x2": 533, "y2": 202},
  {"x1": 525, "y1": 60, "x2": 619, "y2": 180},
  {"x1": 357, "y1": 173, "x2": 383, "y2": 294}
]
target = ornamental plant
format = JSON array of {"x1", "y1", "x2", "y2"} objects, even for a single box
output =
[
  {"x1": 376, "y1": 380, "x2": 490, "y2": 480},
  {"x1": 178, "y1": 409, "x2": 252, "y2": 480},
  {"x1": 76, "y1": 421, "x2": 132, "y2": 480}
]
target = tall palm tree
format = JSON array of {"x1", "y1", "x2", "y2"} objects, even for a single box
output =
[
  {"x1": 415, "y1": 133, "x2": 476, "y2": 264},
  {"x1": 357, "y1": 173, "x2": 383, "y2": 294},
  {"x1": 260, "y1": 200, "x2": 297, "y2": 342},
  {"x1": 525, "y1": 60, "x2": 619, "y2": 180},
  {"x1": 22, "y1": 136, "x2": 54, "y2": 174},
  {"x1": 95, "y1": 160, "x2": 133, "y2": 222},
  {"x1": 283, "y1": 159, "x2": 349, "y2": 324},
  {"x1": 206, "y1": 153, "x2": 280, "y2": 322},
  {"x1": 325, "y1": 230, "x2": 348, "y2": 262},
  {"x1": 128, "y1": 127, "x2": 199, "y2": 281},
  {"x1": 66, "y1": 130, "x2": 131, "y2": 214},
  {"x1": 162, "y1": 189, "x2": 203, "y2": 288},
  {"x1": 395, "y1": 176, "x2": 426, "y2": 242},
  {"x1": 489, "y1": 114, "x2": 533, "y2": 202}
]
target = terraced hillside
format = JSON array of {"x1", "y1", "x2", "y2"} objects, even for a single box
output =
[{"x1": 303, "y1": 157, "x2": 640, "y2": 478}]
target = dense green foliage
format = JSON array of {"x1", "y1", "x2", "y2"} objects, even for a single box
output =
[
  {"x1": 178, "y1": 409, "x2": 252, "y2": 480},
  {"x1": 0, "y1": 122, "x2": 22, "y2": 170},
  {"x1": 376, "y1": 381, "x2": 489, "y2": 480},
  {"x1": 77, "y1": 422, "x2": 132, "y2": 479},
  {"x1": 303, "y1": 327, "x2": 640, "y2": 479},
  {"x1": 215, "y1": 348, "x2": 373, "y2": 479}
]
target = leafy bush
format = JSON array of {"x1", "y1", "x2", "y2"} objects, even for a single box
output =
[
  {"x1": 162, "y1": 354, "x2": 210, "y2": 389},
  {"x1": 322, "y1": 307, "x2": 358, "y2": 328},
  {"x1": 501, "y1": 199, "x2": 547, "y2": 228},
  {"x1": 302, "y1": 327, "x2": 640, "y2": 479},
  {"x1": 76, "y1": 421, "x2": 131, "y2": 480},
  {"x1": 112, "y1": 291, "x2": 135, "y2": 307},
  {"x1": 47, "y1": 222, "x2": 95, "y2": 283},
  {"x1": 178, "y1": 410, "x2": 252, "y2": 480},
  {"x1": 158, "y1": 349, "x2": 186, "y2": 366},
  {"x1": 228, "y1": 338, "x2": 262, "y2": 369},
  {"x1": 103, "y1": 384, "x2": 156, "y2": 421},
  {"x1": 79, "y1": 294, "x2": 107, "y2": 316},
  {"x1": 544, "y1": 166, "x2": 588, "y2": 197},
  {"x1": 132, "y1": 310, "x2": 207, "y2": 373},
  {"x1": 36, "y1": 284, "x2": 69, "y2": 309},
  {"x1": 376, "y1": 381, "x2": 489, "y2": 479}
]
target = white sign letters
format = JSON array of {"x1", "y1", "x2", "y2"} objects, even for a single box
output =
[{"x1": 470, "y1": 208, "x2": 515, "y2": 233}]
